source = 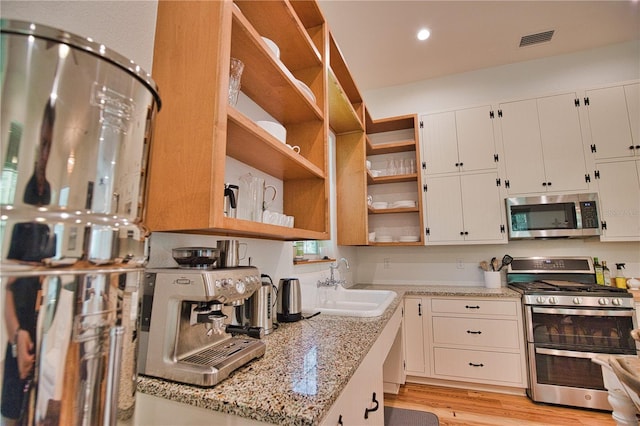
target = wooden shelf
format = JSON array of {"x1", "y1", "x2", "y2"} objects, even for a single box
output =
[
  {"x1": 227, "y1": 108, "x2": 325, "y2": 180},
  {"x1": 366, "y1": 112, "x2": 416, "y2": 134},
  {"x1": 235, "y1": 0, "x2": 322, "y2": 72},
  {"x1": 328, "y1": 68, "x2": 364, "y2": 134},
  {"x1": 293, "y1": 257, "x2": 336, "y2": 265},
  {"x1": 367, "y1": 138, "x2": 417, "y2": 155},
  {"x1": 368, "y1": 172, "x2": 419, "y2": 185},
  {"x1": 368, "y1": 206, "x2": 420, "y2": 214},
  {"x1": 231, "y1": 8, "x2": 323, "y2": 124}
]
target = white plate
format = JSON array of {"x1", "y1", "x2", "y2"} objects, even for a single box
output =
[
  {"x1": 399, "y1": 236, "x2": 419, "y2": 242},
  {"x1": 376, "y1": 236, "x2": 393, "y2": 242},
  {"x1": 296, "y1": 79, "x2": 316, "y2": 103},
  {"x1": 262, "y1": 37, "x2": 280, "y2": 58},
  {"x1": 371, "y1": 202, "x2": 388, "y2": 209},
  {"x1": 256, "y1": 120, "x2": 286, "y2": 143},
  {"x1": 391, "y1": 201, "x2": 416, "y2": 208}
]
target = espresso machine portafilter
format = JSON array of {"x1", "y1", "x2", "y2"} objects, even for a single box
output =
[{"x1": 137, "y1": 266, "x2": 266, "y2": 386}]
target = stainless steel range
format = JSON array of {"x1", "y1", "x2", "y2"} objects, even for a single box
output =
[{"x1": 507, "y1": 257, "x2": 637, "y2": 411}]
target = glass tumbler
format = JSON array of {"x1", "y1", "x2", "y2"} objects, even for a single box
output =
[{"x1": 229, "y1": 58, "x2": 244, "y2": 106}]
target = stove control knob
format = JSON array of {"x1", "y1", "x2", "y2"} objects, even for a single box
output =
[
  {"x1": 598, "y1": 298, "x2": 609, "y2": 306},
  {"x1": 611, "y1": 298, "x2": 622, "y2": 306},
  {"x1": 572, "y1": 297, "x2": 583, "y2": 305},
  {"x1": 536, "y1": 296, "x2": 546, "y2": 304},
  {"x1": 548, "y1": 297, "x2": 558, "y2": 305}
]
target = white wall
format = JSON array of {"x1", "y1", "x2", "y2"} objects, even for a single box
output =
[{"x1": 357, "y1": 40, "x2": 640, "y2": 286}]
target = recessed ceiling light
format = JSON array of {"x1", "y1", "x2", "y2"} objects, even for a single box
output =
[{"x1": 417, "y1": 28, "x2": 431, "y2": 41}]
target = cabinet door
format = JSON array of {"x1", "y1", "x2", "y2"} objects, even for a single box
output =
[
  {"x1": 456, "y1": 105, "x2": 497, "y2": 172},
  {"x1": 537, "y1": 93, "x2": 589, "y2": 192},
  {"x1": 586, "y1": 84, "x2": 639, "y2": 160},
  {"x1": 424, "y1": 175, "x2": 464, "y2": 243},
  {"x1": 596, "y1": 160, "x2": 640, "y2": 241},
  {"x1": 403, "y1": 298, "x2": 426, "y2": 375},
  {"x1": 460, "y1": 172, "x2": 506, "y2": 242},
  {"x1": 499, "y1": 99, "x2": 547, "y2": 194},
  {"x1": 422, "y1": 111, "x2": 458, "y2": 174}
]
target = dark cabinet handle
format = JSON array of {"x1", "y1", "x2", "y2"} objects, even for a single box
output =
[
  {"x1": 635, "y1": 145, "x2": 640, "y2": 150},
  {"x1": 455, "y1": 162, "x2": 460, "y2": 167},
  {"x1": 547, "y1": 182, "x2": 552, "y2": 186},
  {"x1": 459, "y1": 162, "x2": 463, "y2": 167},
  {"x1": 338, "y1": 414, "x2": 343, "y2": 425},
  {"x1": 630, "y1": 145, "x2": 635, "y2": 150},
  {"x1": 465, "y1": 305, "x2": 480, "y2": 309},
  {"x1": 364, "y1": 392, "x2": 379, "y2": 419},
  {"x1": 418, "y1": 303, "x2": 422, "y2": 316},
  {"x1": 469, "y1": 362, "x2": 484, "y2": 367},
  {"x1": 466, "y1": 330, "x2": 482, "y2": 334}
]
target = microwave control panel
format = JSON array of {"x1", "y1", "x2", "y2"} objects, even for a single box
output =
[{"x1": 580, "y1": 201, "x2": 599, "y2": 228}]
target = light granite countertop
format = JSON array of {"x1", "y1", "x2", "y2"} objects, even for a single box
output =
[{"x1": 136, "y1": 284, "x2": 522, "y2": 425}]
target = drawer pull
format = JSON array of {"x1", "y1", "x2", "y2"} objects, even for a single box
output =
[
  {"x1": 466, "y1": 330, "x2": 482, "y2": 335},
  {"x1": 469, "y1": 362, "x2": 484, "y2": 367},
  {"x1": 338, "y1": 414, "x2": 343, "y2": 425},
  {"x1": 364, "y1": 392, "x2": 379, "y2": 419},
  {"x1": 465, "y1": 305, "x2": 480, "y2": 309}
]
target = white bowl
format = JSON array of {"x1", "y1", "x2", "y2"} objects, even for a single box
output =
[
  {"x1": 296, "y1": 79, "x2": 316, "y2": 103},
  {"x1": 256, "y1": 120, "x2": 286, "y2": 143},
  {"x1": 262, "y1": 37, "x2": 280, "y2": 58}
]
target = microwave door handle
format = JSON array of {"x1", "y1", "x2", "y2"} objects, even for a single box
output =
[{"x1": 531, "y1": 306, "x2": 634, "y2": 317}]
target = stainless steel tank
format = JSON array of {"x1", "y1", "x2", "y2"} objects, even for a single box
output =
[{"x1": 0, "y1": 19, "x2": 161, "y2": 425}]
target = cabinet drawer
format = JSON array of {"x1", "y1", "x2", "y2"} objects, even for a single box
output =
[
  {"x1": 433, "y1": 347, "x2": 522, "y2": 384},
  {"x1": 432, "y1": 317, "x2": 520, "y2": 349},
  {"x1": 431, "y1": 298, "x2": 518, "y2": 316}
]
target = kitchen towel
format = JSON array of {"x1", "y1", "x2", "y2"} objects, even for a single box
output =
[{"x1": 384, "y1": 406, "x2": 439, "y2": 425}]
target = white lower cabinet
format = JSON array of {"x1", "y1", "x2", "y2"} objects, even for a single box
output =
[
  {"x1": 321, "y1": 304, "x2": 402, "y2": 426},
  {"x1": 403, "y1": 295, "x2": 528, "y2": 390},
  {"x1": 403, "y1": 297, "x2": 428, "y2": 375}
]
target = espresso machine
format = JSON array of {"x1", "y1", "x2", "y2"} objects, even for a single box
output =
[{"x1": 137, "y1": 265, "x2": 266, "y2": 386}]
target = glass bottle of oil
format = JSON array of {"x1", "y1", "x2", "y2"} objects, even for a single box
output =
[
  {"x1": 594, "y1": 257, "x2": 605, "y2": 285},
  {"x1": 602, "y1": 260, "x2": 611, "y2": 286}
]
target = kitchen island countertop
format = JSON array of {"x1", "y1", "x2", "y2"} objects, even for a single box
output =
[{"x1": 136, "y1": 284, "x2": 520, "y2": 425}]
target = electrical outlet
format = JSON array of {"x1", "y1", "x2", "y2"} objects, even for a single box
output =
[
  {"x1": 384, "y1": 258, "x2": 391, "y2": 269},
  {"x1": 456, "y1": 258, "x2": 464, "y2": 269}
]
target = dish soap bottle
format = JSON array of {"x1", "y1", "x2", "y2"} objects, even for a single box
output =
[
  {"x1": 602, "y1": 261, "x2": 611, "y2": 286},
  {"x1": 615, "y1": 263, "x2": 627, "y2": 289},
  {"x1": 594, "y1": 257, "x2": 604, "y2": 285}
]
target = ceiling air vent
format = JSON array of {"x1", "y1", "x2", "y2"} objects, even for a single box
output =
[{"x1": 519, "y1": 30, "x2": 554, "y2": 47}]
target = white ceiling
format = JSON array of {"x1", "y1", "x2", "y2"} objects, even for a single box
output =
[{"x1": 317, "y1": 1, "x2": 640, "y2": 91}]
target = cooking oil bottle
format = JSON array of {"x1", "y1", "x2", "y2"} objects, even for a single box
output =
[
  {"x1": 602, "y1": 260, "x2": 611, "y2": 286},
  {"x1": 594, "y1": 257, "x2": 605, "y2": 285}
]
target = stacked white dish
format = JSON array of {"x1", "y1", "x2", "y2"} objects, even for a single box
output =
[
  {"x1": 262, "y1": 37, "x2": 280, "y2": 58},
  {"x1": 390, "y1": 200, "x2": 416, "y2": 208},
  {"x1": 371, "y1": 201, "x2": 388, "y2": 209},
  {"x1": 398, "y1": 236, "x2": 419, "y2": 242},
  {"x1": 296, "y1": 79, "x2": 316, "y2": 103},
  {"x1": 257, "y1": 120, "x2": 286, "y2": 143},
  {"x1": 376, "y1": 236, "x2": 393, "y2": 243}
]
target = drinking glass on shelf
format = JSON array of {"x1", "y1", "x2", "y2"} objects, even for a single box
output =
[
  {"x1": 386, "y1": 158, "x2": 396, "y2": 176},
  {"x1": 228, "y1": 58, "x2": 244, "y2": 106}
]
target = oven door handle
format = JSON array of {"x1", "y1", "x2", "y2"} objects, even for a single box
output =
[
  {"x1": 531, "y1": 306, "x2": 634, "y2": 317},
  {"x1": 535, "y1": 347, "x2": 607, "y2": 359}
]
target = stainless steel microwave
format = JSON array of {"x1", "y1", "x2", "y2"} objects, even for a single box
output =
[{"x1": 506, "y1": 193, "x2": 600, "y2": 239}]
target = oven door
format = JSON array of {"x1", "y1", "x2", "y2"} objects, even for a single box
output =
[
  {"x1": 525, "y1": 305, "x2": 637, "y2": 409},
  {"x1": 526, "y1": 306, "x2": 637, "y2": 354}
]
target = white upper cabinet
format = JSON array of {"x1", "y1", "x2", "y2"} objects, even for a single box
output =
[
  {"x1": 422, "y1": 105, "x2": 497, "y2": 175},
  {"x1": 584, "y1": 83, "x2": 640, "y2": 160},
  {"x1": 424, "y1": 172, "x2": 506, "y2": 244},
  {"x1": 499, "y1": 92, "x2": 589, "y2": 195},
  {"x1": 594, "y1": 160, "x2": 640, "y2": 241}
]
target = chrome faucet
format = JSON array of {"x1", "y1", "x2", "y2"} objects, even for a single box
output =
[{"x1": 317, "y1": 257, "x2": 350, "y2": 288}]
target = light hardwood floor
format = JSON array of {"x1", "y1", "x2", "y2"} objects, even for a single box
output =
[{"x1": 384, "y1": 383, "x2": 618, "y2": 426}]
